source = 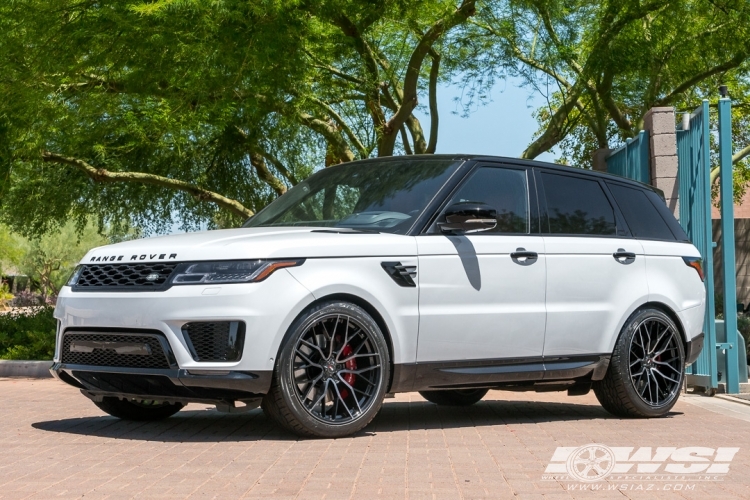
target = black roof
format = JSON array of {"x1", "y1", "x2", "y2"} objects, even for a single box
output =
[{"x1": 342, "y1": 154, "x2": 662, "y2": 195}]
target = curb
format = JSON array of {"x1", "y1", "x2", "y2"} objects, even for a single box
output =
[
  {"x1": 715, "y1": 394, "x2": 750, "y2": 408},
  {"x1": 0, "y1": 360, "x2": 53, "y2": 379}
]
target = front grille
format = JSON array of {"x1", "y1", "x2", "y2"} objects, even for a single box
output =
[
  {"x1": 73, "y1": 263, "x2": 178, "y2": 291},
  {"x1": 62, "y1": 332, "x2": 171, "y2": 369},
  {"x1": 182, "y1": 321, "x2": 245, "y2": 362}
]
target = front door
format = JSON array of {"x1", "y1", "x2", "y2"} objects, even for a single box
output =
[{"x1": 416, "y1": 165, "x2": 547, "y2": 378}]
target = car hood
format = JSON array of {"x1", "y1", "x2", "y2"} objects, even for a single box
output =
[{"x1": 81, "y1": 227, "x2": 418, "y2": 264}]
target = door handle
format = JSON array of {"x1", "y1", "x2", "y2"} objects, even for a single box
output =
[
  {"x1": 511, "y1": 248, "x2": 538, "y2": 262},
  {"x1": 613, "y1": 249, "x2": 636, "y2": 263}
]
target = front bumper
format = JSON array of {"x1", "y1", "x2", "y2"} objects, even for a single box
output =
[
  {"x1": 51, "y1": 363, "x2": 272, "y2": 405},
  {"x1": 53, "y1": 269, "x2": 314, "y2": 373}
]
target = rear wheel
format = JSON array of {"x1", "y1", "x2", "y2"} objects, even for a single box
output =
[
  {"x1": 419, "y1": 388, "x2": 488, "y2": 406},
  {"x1": 262, "y1": 301, "x2": 390, "y2": 438},
  {"x1": 94, "y1": 397, "x2": 184, "y2": 421},
  {"x1": 594, "y1": 308, "x2": 685, "y2": 418}
]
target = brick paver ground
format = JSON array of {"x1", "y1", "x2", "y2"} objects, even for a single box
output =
[{"x1": 1, "y1": 377, "x2": 749, "y2": 499}]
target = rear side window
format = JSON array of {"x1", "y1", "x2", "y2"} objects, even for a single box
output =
[
  {"x1": 541, "y1": 173, "x2": 616, "y2": 235},
  {"x1": 446, "y1": 167, "x2": 529, "y2": 233},
  {"x1": 607, "y1": 183, "x2": 675, "y2": 241},
  {"x1": 643, "y1": 189, "x2": 690, "y2": 242}
]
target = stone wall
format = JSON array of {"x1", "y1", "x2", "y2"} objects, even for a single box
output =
[{"x1": 642, "y1": 107, "x2": 679, "y2": 217}]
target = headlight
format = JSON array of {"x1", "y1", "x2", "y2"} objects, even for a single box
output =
[
  {"x1": 172, "y1": 259, "x2": 304, "y2": 285},
  {"x1": 67, "y1": 265, "x2": 84, "y2": 286}
]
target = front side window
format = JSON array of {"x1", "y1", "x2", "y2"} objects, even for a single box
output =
[
  {"x1": 244, "y1": 159, "x2": 460, "y2": 235},
  {"x1": 541, "y1": 172, "x2": 616, "y2": 235},
  {"x1": 443, "y1": 166, "x2": 529, "y2": 233}
]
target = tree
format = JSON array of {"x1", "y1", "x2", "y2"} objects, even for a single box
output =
[
  {"x1": 460, "y1": 0, "x2": 750, "y2": 166},
  {"x1": 0, "y1": 0, "x2": 477, "y2": 236}
]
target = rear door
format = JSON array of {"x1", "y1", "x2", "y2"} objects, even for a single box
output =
[
  {"x1": 538, "y1": 170, "x2": 648, "y2": 358},
  {"x1": 606, "y1": 182, "x2": 705, "y2": 313}
]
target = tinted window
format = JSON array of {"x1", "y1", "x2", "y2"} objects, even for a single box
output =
[
  {"x1": 446, "y1": 167, "x2": 529, "y2": 233},
  {"x1": 244, "y1": 159, "x2": 460, "y2": 234},
  {"x1": 541, "y1": 173, "x2": 616, "y2": 235},
  {"x1": 607, "y1": 183, "x2": 675, "y2": 240},
  {"x1": 643, "y1": 189, "x2": 690, "y2": 242}
]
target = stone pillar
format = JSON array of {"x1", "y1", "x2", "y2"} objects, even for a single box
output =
[
  {"x1": 591, "y1": 148, "x2": 612, "y2": 173},
  {"x1": 642, "y1": 107, "x2": 679, "y2": 217}
]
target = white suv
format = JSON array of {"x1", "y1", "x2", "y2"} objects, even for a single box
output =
[{"x1": 52, "y1": 156, "x2": 706, "y2": 437}]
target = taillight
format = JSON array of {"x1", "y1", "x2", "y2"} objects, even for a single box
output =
[{"x1": 682, "y1": 257, "x2": 704, "y2": 281}]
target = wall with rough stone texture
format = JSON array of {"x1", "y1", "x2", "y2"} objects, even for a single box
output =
[{"x1": 643, "y1": 107, "x2": 679, "y2": 217}]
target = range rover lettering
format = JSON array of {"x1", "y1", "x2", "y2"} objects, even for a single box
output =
[{"x1": 52, "y1": 156, "x2": 706, "y2": 437}]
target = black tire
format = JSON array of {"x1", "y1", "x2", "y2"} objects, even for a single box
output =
[
  {"x1": 94, "y1": 397, "x2": 184, "y2": 421},
  {"x1": 419, "y1": 388, "x2": 489, "y2": 406},
  {"x1": 262, "y1": 301, "x2": 390, "y2": 438},
  {"x1": 594, "y1": 308, "x2": 685, "y2": 418}
]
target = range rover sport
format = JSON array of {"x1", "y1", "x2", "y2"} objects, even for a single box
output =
[{"x1": 52, "y1": 155, "x2": 706, "y2": 437}]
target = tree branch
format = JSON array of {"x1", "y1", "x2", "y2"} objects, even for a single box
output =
[
  {"x1": 41, "y1": 152, "x2": 254, "y2": 218},
  {"x1": 249, "y1": 153, "x2": 287, "y2": 196},
  {"x1": 310, "y1": 97, "x2": 368, "y2": 159},
  {"x1": 426, "y1": 50, "x2": 441, "y2": 154},
  {"x1": 654, "y1": 54, "x2": 748, "y2": 106},
  {"x1": 333, "y1": 15, "x2": 388, "y2": 132},
  {"x1": 400, "y1": 124, "x2": 413, "y2": 155},
  {"x1": 255, "y1": 147, "x2": 299, "y2": 185},
  {"x1": 379, "y1": 0, "x2": 477, "y2": 156}
]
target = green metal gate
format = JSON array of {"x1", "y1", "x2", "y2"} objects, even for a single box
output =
[
  {"x1": 605, "y1": 96, "x2": 741, "y2": 393},
  {"x1": 677, "y1": 101, "x2": 718, "y2": 389},
  {"x1": 677, "y1": 98, "x2": 740, "y2": 393},
  {"x1": 605, "y1": 130, "x2": 650, "y2": 183}
]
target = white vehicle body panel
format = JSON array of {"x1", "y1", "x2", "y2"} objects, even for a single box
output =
[
  {"x1": 285, "y1": 254, "x2": 419, "y2": 365},
  {"x1": 82, "y1": 227, "x2": 416, "y2": 263},
  {"x1": 543, "y1": 237, "x2": 648, "y2": 356},
  {"x1": 415, "y1": 234, "x2": 546, "y2": 362},
  {"x1": 641, "y1": 240, "x2": 706, "y2": 341}
]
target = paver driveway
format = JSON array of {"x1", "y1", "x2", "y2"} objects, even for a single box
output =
[{"x1": 1, "y1": 377, "x2": 749, "y2": 499}]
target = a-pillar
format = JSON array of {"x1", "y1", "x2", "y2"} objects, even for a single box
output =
[{"x1": 643, "y1": 107, "x2": 679, "y2": 217}]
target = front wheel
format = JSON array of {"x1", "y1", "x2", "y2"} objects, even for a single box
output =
[
  {"x1": 419, "y1": 389, "x2": 488, "y2": 406},
  {"x1": 594, "y1": 308, "x2": 685, "y2": 418},
  {"x1": 94, "y1": 397, "x2": 184, "y2": 421},
  {"x1": 262, "y1": 301, "x2": 390, "y2": 438}
]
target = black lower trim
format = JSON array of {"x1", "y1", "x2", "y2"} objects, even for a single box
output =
[
  {"x1": 51, "y1": 363, "x2": 272, "y2": 404},
  {"x1": 394, "y1": 354, "x2": 611, "y2": 392},
  {"x1": 685, "y1": 333, "x2": 705, "y2": 365}
]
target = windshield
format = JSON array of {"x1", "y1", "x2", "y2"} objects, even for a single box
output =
[{"x1": 244, "y1": 159, "x2": 461, "y2": 234}]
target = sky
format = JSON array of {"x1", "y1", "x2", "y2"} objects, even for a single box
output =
[{"x1": 413, "y1": 76, "x2": 557, "y2": 162}]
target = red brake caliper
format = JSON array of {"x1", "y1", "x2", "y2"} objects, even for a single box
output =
[{"x1": 339, "y1": 344, "x2": 357, "y2": 399}]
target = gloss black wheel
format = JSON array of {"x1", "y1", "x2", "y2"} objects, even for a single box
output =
[
  {"x1": 262, "y1": 301, "x2": 390, "y2": 437},
  {"x1": 594, "y1": 308, "x2": 685, "y2": 418}
]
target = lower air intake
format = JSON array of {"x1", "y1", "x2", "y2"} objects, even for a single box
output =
[
  {"x1": 182, "y1": 321, "x2": 245, "y2": 362},
  {"x1": 62, "y1": 331, "x2": 172, "y2": 369}
]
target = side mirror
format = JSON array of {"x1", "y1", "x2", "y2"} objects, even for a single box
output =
[{"x1": 438, "y1": 202, "x2": 497, "y2": 234}]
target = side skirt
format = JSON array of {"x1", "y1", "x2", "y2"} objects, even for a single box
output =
[{"x1": 389, "y1": 355, "x2": 610, "y2": 393}]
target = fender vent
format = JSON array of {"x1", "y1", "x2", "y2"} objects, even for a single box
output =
[{"x1": 381, "y1": 262, "x2": 417, "y2": 287}]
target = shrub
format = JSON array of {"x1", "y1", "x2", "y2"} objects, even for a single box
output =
[{"x1": 0, "y1": 307, "x2": 56, "y2": 360}]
